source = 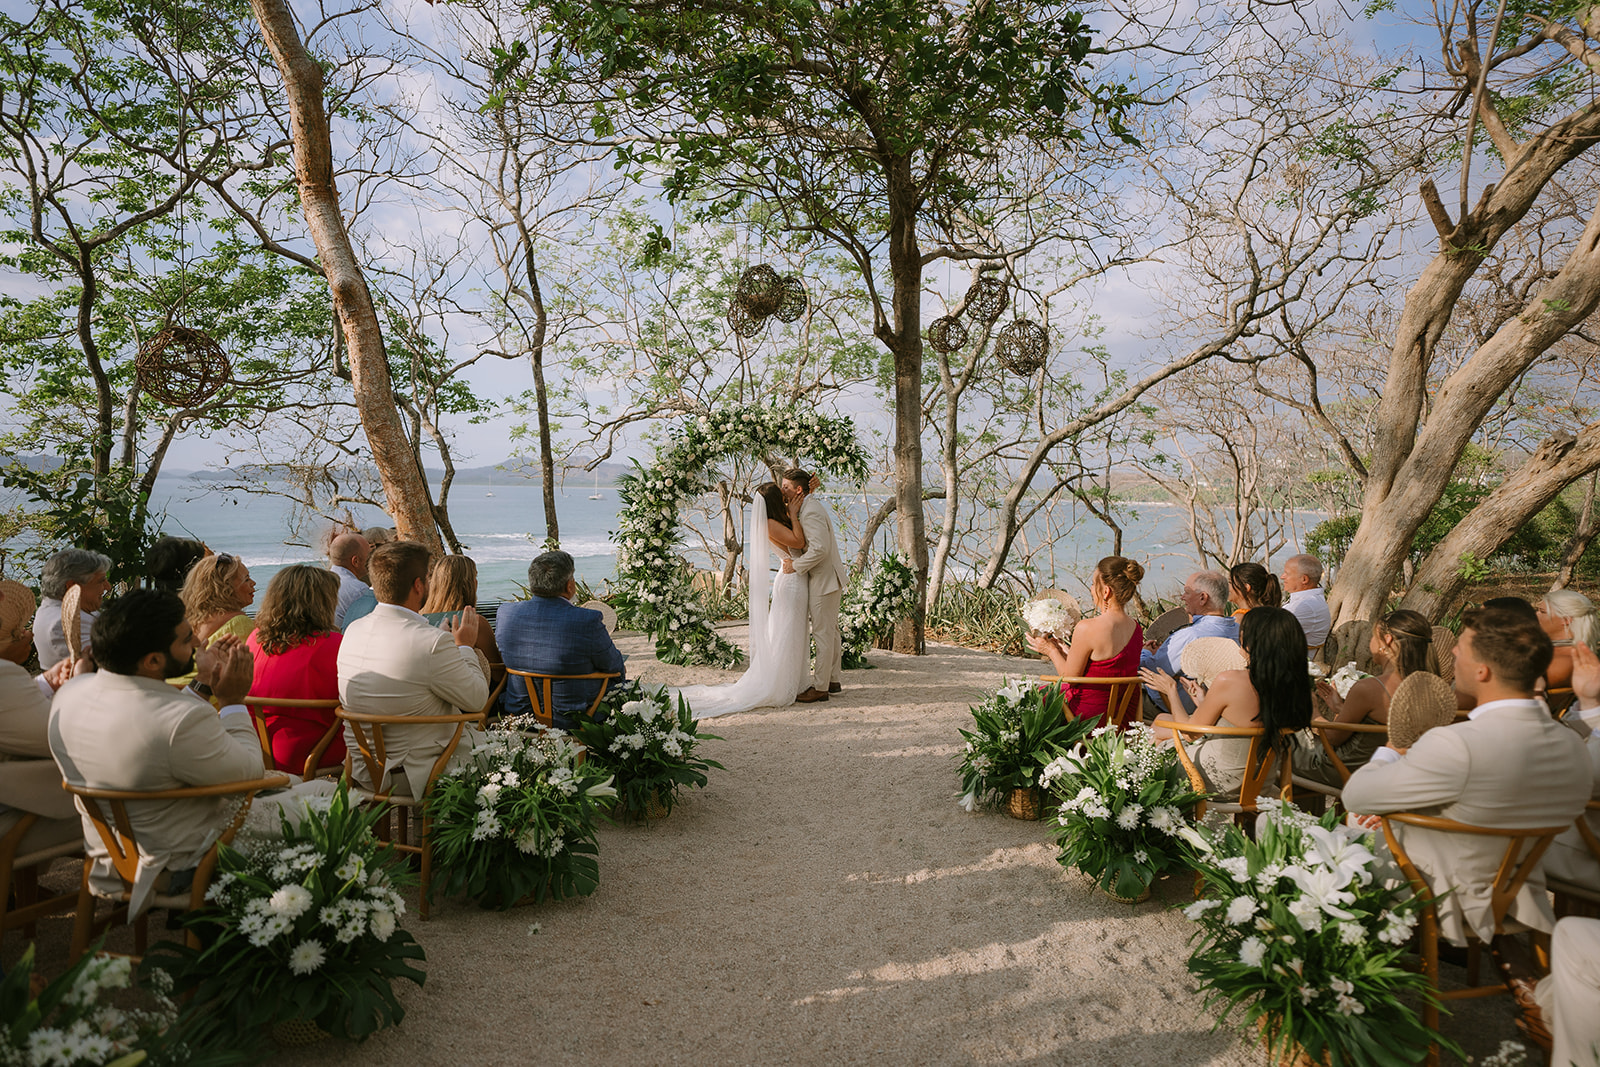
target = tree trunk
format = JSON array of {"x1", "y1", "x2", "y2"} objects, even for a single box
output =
[
  {"x1": 882, "y1": 157, "x2": 927, "y2": 654},
  {"x1": 248, "y1": 0, "x2": 440, "y2": 552},
  {"x1": 1553, "y1": 470, "x2": 1599, "y2": 590},
  {"x1": 517, "y1": 230, "x2": 560, "y2": 547}
]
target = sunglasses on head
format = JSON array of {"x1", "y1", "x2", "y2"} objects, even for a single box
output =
[{"x1": 216, "y1": 553, "x2": 236, "y2": 571}]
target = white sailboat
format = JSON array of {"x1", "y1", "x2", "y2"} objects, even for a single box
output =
[{"x1": 588, "y1": 472, "x2": 603, "y2": 500}]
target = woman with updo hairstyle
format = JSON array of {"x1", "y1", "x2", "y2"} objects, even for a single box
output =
[
  {"x1": 1229, "y1": 561, "x2": 1282, "y2": 619},
  {"x1": 1028, "y1": 556, "x2": 1146, "y2": 724},
  {"x1": 1538, "y1": 589, "x2": 1600, "y2": 690},
  {"x1": 172, "y1": 552, "x2": 257, "y2": 686},
  {"x1": 247, "y1": 565, "x2": 346, "y2": 774},
  {"x1": 420, "y1": 555, "x2": 504, "y2": 688},
  {"x1": 1295, "y1": 608, "x2": 1436, "y2": 787}
]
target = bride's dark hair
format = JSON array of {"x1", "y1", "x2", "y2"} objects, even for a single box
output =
[{"x1": 757, "y1": 482, "x2": 791, "y2": 527}]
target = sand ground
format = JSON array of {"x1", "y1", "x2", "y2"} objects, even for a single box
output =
[{"x1": 13, "y1": 632, "x2": 1518, "y2": 1064}]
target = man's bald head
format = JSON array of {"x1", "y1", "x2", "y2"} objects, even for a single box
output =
[{"x1": 330, "y1": 533, "x2": 372, "y2": 582}]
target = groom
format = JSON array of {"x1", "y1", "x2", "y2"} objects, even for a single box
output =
[{"x1": 783, "y1": 468, "x2": 847, "y2": 703}]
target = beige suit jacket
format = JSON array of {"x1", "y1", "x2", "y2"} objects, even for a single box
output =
[
  {"x1": 1546, "y1": 707, "x2": 1600, "y2": 888},
  {"x1": 337, "y1": 604, "x2": 488, "y2": 797},
  {"x1": 790, "y1": 494, "x2": 847, "y2": 596},
  {"x1": 48, "y1": 671, "x2": 265, "y2": 915},
  {"x1": 1342, "y1": 699, "x2": 1591, "y2": 944}
]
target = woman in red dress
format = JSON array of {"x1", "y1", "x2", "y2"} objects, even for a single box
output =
[
  {"x1": 1027, "y1": 556, "x2": 1146, "y2": 725},
  {"x1": 247, "y1": 565, "x2": 346, "y2": 775}
]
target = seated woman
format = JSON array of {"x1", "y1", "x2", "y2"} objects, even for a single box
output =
[
  {"x1": 1539, "y1": 589, "x2": 1599, "y2": 691},
  {"x1": 421, "y1": 555, "x2": 503, "y2": 691},
  {"x1": 0, "y1": 580, "x2": 80, "y2": 849},
  {"x1": 247, "y1": 565, "x2": 347, "y2": 775},
  {"x1": 1294, "y1": 608, "x2": 1434, "y2": 787},
  {"x1": 172, "y1": 553, "x2": 257, "y2": 687},
  {"x1": 1228, "y1": 561, "x2": 1282, "y2": 621},
  {"x1": 1141, "y1": 606, "x2": 1313, "y2": 795},
  {"x1": 1027, "y1": 556, "x2": 1145, "y2": 725}
]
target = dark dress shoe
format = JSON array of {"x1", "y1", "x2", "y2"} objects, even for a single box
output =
[
  {"x1": 828, "y1": 682, "x2": 842, "y2": 694},
  {"x1": 796, "y1": 687, "x2": 829, "y2": 703}
]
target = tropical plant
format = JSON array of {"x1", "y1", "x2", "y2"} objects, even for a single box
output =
[
  {"x1": 574, "y1": 682, "x2": 723, "y2": 819},
  {"x1": 956, "y1": 681, "x2": 1094, "y2": 809}
]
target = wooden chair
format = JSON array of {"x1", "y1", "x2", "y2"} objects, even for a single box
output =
[
  {"x1": 243, "y1": 696, "x2": 346, "y2": 779},
  {"x1": 478, "y1": 668, "x2": 508, "y2": 727},
  {"x1": 62, "y1": 775, "x2": 289, "y2": 961},
  {"x1": 1164, "y1": 722, "x2": 1294, "y2": 824},
  {"x1": 0, "y1": 812, "x2": 84, "y2": 946},
  {"x1": 1546, "y1": 687, "x2": 1576, "y2": 718},
  {"x1": 501, "y1": 668, "x2": 621, "y2": 727},
  {"x1": 1039, "y1": 676, "x2": 1143, "y2": 729},
  {"x1": 1289, "y1": 719, "x2": 1392, "y2": 805},
  {"x1": 1548, "y1": 801, "x2": 1600, "y2": 918},
  {"x1": 1379, "y1": 813, "x2": 1568, "y2": 1067},
  {"x1": 336, "y1": 708, "x2": 482, "y2": 920}
]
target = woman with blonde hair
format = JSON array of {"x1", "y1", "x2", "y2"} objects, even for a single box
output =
[
  {"x1": 172, "y1": 553, "x2": 256, "y2": 685},
  {"x1": 1028, "y1": 556, "x2": 1146, "y2": 724},
  {"x1": 1539, "y1": 589, "x2": 1600, "y2": 690},
  {"x1": 421, "y1": 555, "x2": 503, "y2": 686},
  {"x1": 247, "y1": 565, "x2": 346, "y2": 774}
]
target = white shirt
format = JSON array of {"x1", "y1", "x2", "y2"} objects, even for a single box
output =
[
  {"x1": 331, "y1": 565, "x2": 370, "y2": 629},
  {"x1": 1285, "y1": 587, "x2": 1331, "y2": 649},
  {"x1": 32, "y1": 598, "x2": 95, "y2": 666}
]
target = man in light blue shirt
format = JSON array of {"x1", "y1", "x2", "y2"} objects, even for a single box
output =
[{"x1": 1141, "y1": 570, "x2": 1237, "y2": 714}]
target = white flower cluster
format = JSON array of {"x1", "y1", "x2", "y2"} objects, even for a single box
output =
[
  {"x1": 608, "y1": 693, "x2": 697, "y2": 762},
  {"x1": 24, "y1": 1017, "x2": 119, "y2": 1066},
  {"x1": 839, "y1": 553, "x2": 919, "y2": 661},
  {"x1": 1021, "y1": 597, "x2": 1073, "y2": 638},
  {"x1": 1327, "y1": 662, "x2": 1370, "y2": 699}
]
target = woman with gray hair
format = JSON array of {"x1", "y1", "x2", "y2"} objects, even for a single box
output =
[
  {"x1": 33, "y1": 547, "x2": 112, "y2": 664},
  {"x1": 1539, "y1": 588, "x2": 1600, "y2": 690}
]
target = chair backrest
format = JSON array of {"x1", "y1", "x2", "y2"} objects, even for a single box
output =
[
  {"x1": 501, "y1": 668, "x2": 621, "y2": 727},
  {"x1": 1040, "y1": 676, "x2": 1142, "y2": 730},
  {"x1": 1379, "y1": 813, "x2": 1567, "y2": 926},
  {"x1": 1303, "y1": 718, "x2": 1391, "y2": 785},
  {"x1": 243, "y1": 696, "x2": 343, "y2": 777},
  {"x1": 1166, "y1": 721, "x2": 1295, "y2": 810},
  {"x1": 1546, "y1": 687, "x2": 1576, "y2": 718},
  {"x1": 335, "y1": 708, "x2": 480, "y2": 799}
]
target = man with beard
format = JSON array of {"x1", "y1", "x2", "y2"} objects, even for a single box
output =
[{"x1": 48, "y1": 588, "x2": 266, "y2": 917}]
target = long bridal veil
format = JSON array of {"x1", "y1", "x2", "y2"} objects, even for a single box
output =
[{"x1": 670, "y1": 492, "x2": 805, "y2": 718}]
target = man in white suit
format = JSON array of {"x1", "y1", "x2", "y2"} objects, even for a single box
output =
[
  {"x1": 1342, "y1": 606, "x2": 1591, "y2": 946},
  {"x1": 783, "y1": 468, "x2": 847, "y2": 703},
  {"x1": 337, "y1": 541, "x2": 489, "y2": 798},
  {"x1": 49, "y1": 589, "x2": 265, "y2": 917}
]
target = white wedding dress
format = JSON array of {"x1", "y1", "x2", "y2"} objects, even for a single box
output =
[{"x1": 672, "y1": 493, "x2": 811, "y2": 718}]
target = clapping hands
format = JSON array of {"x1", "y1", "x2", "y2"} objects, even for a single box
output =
[
  {"x1": 198, "y1": 634, "x2": 254, "y2": 706},
  {"x1": 446, "y1": 605, "x2": 482, "y2": 648},
  {"x1": 1573, "y1": 641, "x2": 1600, "y2": 710}
]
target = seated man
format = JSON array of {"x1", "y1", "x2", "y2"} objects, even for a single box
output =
[
  {"x1": 1343, "y1": 607, "x2": 1591, "y2": 946},
  {"x1": 1545, "y1": 641, "x2": 1600, "y2": 889},
  {"x1": 496, "y1": 550, "x2": 626, "y2": 730},
  {"x1": 1140, "y1": 570, "x2": 1237, "y2": 715},
  {"x1": 337, "y1": 541, "x2": 489, "y2": 797},
  {"x1": 33, "y1": 548, "x2": 111, "y2": 665},
  {"x1": 1279, "y1": 553, "x2": 1331, "y2": 651},
  {"x1": 328, "y1": 531, "x2": 372, "y2": 629},
  {"x1": 48, "y1": 589, "x2": 265, "y2": 918}
]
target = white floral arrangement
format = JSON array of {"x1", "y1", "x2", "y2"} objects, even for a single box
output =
[
  {"x1": 1326, "y1": 661, "x2": 1370, "y2": 699},
  {"x1": 839, "y1": 552, "x2": 920, "y2": 667},
  {"x1": 1021, "y1": 596, "x2": 1074, "y2": 639},
  {"x1": 611, "y1": 404, "x2": 871, "y2": 668},
  {"x1": 575, "y1": 682, "x2": 724, "y2": 820},
  {"x1": 1306, "y1": 659, "x2": 1328, "y2": 679},
  {"x1": 1182, "y1": 800, "x2": 1454, "y2": 1063}
]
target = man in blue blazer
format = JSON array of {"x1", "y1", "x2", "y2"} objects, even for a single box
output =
[{"x1": 496, "y1": 551, "x2": 626, "y2": 729}]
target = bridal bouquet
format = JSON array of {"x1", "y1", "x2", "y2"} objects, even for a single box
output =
[
  {"x1": 1326, "y1": 662, "x2": 1371, "y2": 699},
  {"x1": 1183, "y1": 801, "x2": 1452, "y2": 1066},
  {"x1": 957, "y1": 680, "x2": 1094, "y2": 812},
  {"x1": 427, "y1": 723, "x2": 616, "y2": 908},
  {"x1": 1043, "y1": 722, "x2": 1206, "y2": 901},
  {"x1": 1021, "y1": 596, "x2": 1075, "y2": 640},
  {"x1": 574, "y1": 682, "x2": 723, "y2": 820}
]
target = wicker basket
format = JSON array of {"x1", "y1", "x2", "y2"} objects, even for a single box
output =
[
  {"x1": 963, "y1": 276, "x2": 1009, "y2": 324},
  {"x1": 927, "y1": 315, "x2": 969, "y2": 354},
  {"x1": 643, "y1": 788, "x2": 670, "y2": 820},
  {"x1": 996, "y1": 318, "x2": 1050, "y2": 377},
  {"x1": 1102, "y1": 883, "x2": 1152, "y2": 905},
  {"x1": 271, "y1": 1017, "x2": 331, "y2": 1047},
  {"x1": 735, "y1": 264, "x2": 784, "y2": 317},
  {"x1": 1005, "y1": 786, "x2": 1043, "y2": 821},
  {"x1": 774, "y1": 274, "x2": 807, "y2": 322},
  {"x1": 136, "y1": 325, "x2": 231, "y2": 407}
]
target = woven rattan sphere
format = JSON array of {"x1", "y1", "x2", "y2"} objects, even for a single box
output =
[
  {"x1": 963, "y1": 276, "x2": 1009, "y2": 325},
  {"x1": 996, "y1": 319, "x2": 1049, "y2": 377},
  {"x1": 136, "y1": 326, "x2": 231, "y2": 407},
  {"x1": 774, "y1": 274, "x2": 807, "y2": 323},
  {"x1": 735, "y1": 264, "x2": 784, "y2": 318},
  {"x1": 927, "y1": 315, "x2": 969, "y2": 354},
  {"x1": 726, "y1": 301, "x2": 764, "y2": 339}
]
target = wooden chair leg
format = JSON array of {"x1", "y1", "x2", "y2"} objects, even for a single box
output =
[
  {"x1": 133, "y1": 913, "x2": 148, "y2": 957},
  {"x1": 1421, "y1": 913, "x2": 1441, "y2": 1067},
  {"x1": 69, "y1": 859, "x2": 95, "y2": 964},
  {"x1": 419, "y1": 815, "x2": 431, "y2": 922},
  {"x1": 1466, "y1": 938, "x2": 1481, "y2": 987},
  {"x1": 16, "y1": 866, "x2": 38, "y2": 940}
]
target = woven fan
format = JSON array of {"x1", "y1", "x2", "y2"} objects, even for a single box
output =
[
  {"x1": 1035, "y1": 588, "x2": 1083, "y2": 626},
  {"x1": 1144, "y1": 606, "x2": 1191, "y2": 648},
  {"x1": 1387, "y1": 672, "x2": 1457, "y2": 750},
  {"x1": 580, "y1": 599, "x2": 619, "y2": 634},
  {"x1": 61, "y1": 584, "x2": 83, "y2": 662},
  {"x1": 136, "y1": 325, "x2": 231, "y2": 408},
  {"x1": 1180, "y1": 636, "x2": 1247, "y2": 689}
]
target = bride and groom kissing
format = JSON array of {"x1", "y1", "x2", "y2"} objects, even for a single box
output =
[{"x1": 673, "y1": 468, "x2": 846, "y2": 718}]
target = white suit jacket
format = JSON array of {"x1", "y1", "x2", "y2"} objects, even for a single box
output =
[
  {"x1": 1342, "y1": 699, "x2": 1591, "y2": 944},
  {"x1": 790, "y1": 494, "x2": 847, "y2": 596},
  {"x1": 49, "y1": 671, "x2": 265, "y2": 915},
  {"x1": 1546, "y1": 707, "x2": 1600, "y2": 888},
  {"x1": 337, "y1": 604, "x2": 488, "y2": 797}
]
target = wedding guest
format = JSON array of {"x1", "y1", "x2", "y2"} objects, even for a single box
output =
[
  {"x1": 1028, "y1": 556, "x2": 1145, "y2": 725},
  {"x1": 1520, "y1": 917, "x2": 1600, "y2": 1065},
  {"x1": 1141, "y1": 606, "x2": 1313, "y2": 795},
  {"x1": 362, "y1": 526, "x2": 395, "y2": 547},
  {"x1": 33, "y1": 548, "x2": 111, "y2": 665},
  {"x1": 1140, "y1": 570, "x2": 1237, "y2": 715},
  {"x1": 1342, "y1": 607, "x2": 1591, "y2": 947},
  {"x1": 172, "y1": 553, "x2": 255, "y2": 688},
  {"x1": 1483, "y1": 595, "x2": 1540, "y2": 621},
  {"x1": 421, "y1": 555, "x2": 503, "y2": 691},
  {"x1": 1294, "y1": 609, "x2": 1436, "y2": 788},
  {"x1": 48, "y1": 589, "x2": 267, "y2": 917},
  {"x1": 496, "y1": 551, "x2": 625, "y2": 729},
  {"x1": 1545, "y1": 641, "x2": 1600, "y2": 892},
  {"x1": 1537, "y1": 589, "x2": 1599, "y2": 691},
  {"x1": 337, "y1": 541, "x2": 489, "y2": 797},
  {"x1": 1279, "y1": 553, "x2": 1331, "y2": 650},
  {"x1": 1228, "y1": 561, "x2": 1281, "y2": 620},
  {"x1": 328, "y1": 532, "x2": 372, "y2": 629},
  {"x1": 144, "y1": 536, "x2": 209, "y2": 594},
  {"x1": 247, "y1": 565, "x2": 346, "y2": 775},
  {"x1": 0, "y1": 581, "x2": 80, "y2": 857}
]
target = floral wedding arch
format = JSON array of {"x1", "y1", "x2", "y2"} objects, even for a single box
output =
[{"x1": 610, "y1": 405, "x2": 870, "y2": 667}]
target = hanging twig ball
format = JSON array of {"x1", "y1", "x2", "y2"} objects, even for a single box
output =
[
  {"x1": 963, "y1": 276, "x2": 1009, "y2": 325},
  {"x1": 927, "y1": 315, "x2": 969, "y2": 354},
  {"x1": 726, "y1": 301, "x2": 764, "y2": 339},
  {"x1": 136, "y1": 326, "x2": 231, "y2": 407},
  {"x1": 996, "y1": 319, "x2": 1050, "y2": 377},
  {"x1": 774, "y1": 274, "x2": 808, "y2": 323},
  {"x1": 735, "y1": 264, "x2": 784, "y2": 318}
]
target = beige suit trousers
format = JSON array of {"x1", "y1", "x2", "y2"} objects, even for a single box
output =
[
  {"x1": 809, "y1": 585, "x2": 842, "y2": 692},
  {"x1": 1536, "y1": 917, "x2": 1600, "y2": 1067}
]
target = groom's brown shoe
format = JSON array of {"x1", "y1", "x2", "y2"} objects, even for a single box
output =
[
  {"x1": 796, "y1": 687, "x2": 829, "y2": 703},
  {"x1": 828, "y1": 682, "x2": 842, "y2": 694}
]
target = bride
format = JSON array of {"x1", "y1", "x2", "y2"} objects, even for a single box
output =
[{"x1": 672, "y1": 482, "x2": 811, "y2": 718}]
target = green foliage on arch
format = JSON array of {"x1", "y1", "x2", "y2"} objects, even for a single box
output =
[{"x1": 611, "y1": 406, "x2": 870, "y2": 667}]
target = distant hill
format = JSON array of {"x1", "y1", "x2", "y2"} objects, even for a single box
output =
[{"x1": 174, "y1": 459, "x2": 634, "y2": 487}]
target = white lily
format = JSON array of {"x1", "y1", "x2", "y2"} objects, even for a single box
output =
[
  {"x1": 1284, "y1": 864, "x2": 1358, "y2": 920},
  {"x1": 1303, "y1": 825, "x2": 1376, "y2": 888}
]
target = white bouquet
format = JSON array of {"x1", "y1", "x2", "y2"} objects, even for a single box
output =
[
  {"x1": 1022, "y1": 597, "x2": 1074, "y2": 639},
  {"x1": 1327, "y1": 662, "x2": 1370, "y2": 699},
  {"x1": 1306, "y1": 659, "x2": 1328, "y2": 679}
]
